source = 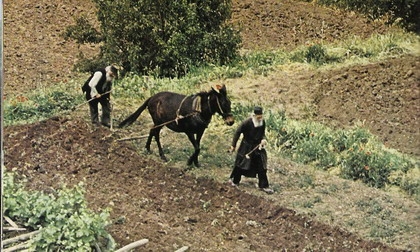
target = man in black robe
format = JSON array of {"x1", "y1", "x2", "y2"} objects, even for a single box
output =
[
  {"x1": 82, "y1": 65, "x2": 118, "y2": 127},
  {"x1": 229, "y1": 106, "x2": 274, "y2": 194}
]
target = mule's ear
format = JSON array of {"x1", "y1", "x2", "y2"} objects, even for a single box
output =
[{"x1": 212, "y1": 84, "x2": 223, "y2": 93}]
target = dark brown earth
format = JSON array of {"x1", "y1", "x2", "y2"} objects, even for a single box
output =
[
  {"x1": 3, "y1": 117, "x2": 400, "y2": 251},
  {"x1": 3, "y1": 0, "x2": 419, "y2": 251}
]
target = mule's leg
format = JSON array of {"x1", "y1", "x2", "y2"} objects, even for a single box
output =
[
  {"x1": 186, "y1": 133, "x2": 199, "y2": 166},
  {"x1": 151, "y1": 127, "x2": 167, "y2": 162},
  {"x1": 193, "y1": 130, "x2": 204, "y2": 167},
  {"x1": 186, "y1": 129, "x2": 204, "y2": 167},
  {"x1": 145, "y1": 129, "x2": 154, "y2": 153}
]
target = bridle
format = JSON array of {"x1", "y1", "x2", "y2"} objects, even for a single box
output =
[{"x1": 208, "y1": 92, "x2": 231, "y2": 118}]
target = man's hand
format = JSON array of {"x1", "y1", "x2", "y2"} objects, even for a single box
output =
[
  {"x1": 259, "y1": 139, "x2": 267, "y2": 150},
  {"x1": 228, "y1": 146, "x2": 235, "y2": 153},
  {"x1": 94, "y1": 94, "x2": 101, "y2": 99}
]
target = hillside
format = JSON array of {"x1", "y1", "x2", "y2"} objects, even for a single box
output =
[
  {"x1": 3, "y1": 0, "x2": 420, "y2": 251},
  {"x1": 4, "y1": 0, "x2": 418, "y2": 157}
]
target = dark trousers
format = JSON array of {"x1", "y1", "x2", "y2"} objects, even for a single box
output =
[
  {"x1": 230, "y1": 154, "x2": 269, "y2": 188},
  {"x1": 88, "y1": 97, "x2": 111, "y2": 126}
]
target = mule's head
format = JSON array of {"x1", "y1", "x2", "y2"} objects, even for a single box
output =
[{"x1": 211, "y1": 84, "x2": 234, "y2": 126}]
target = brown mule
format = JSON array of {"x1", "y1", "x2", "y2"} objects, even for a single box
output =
[{"x1": 119, "y1": 84, "x2": 234, "y2": 167}]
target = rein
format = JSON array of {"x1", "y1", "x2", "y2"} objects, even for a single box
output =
[
  {"x1": 150, "y1": 112, "x2": 197, "y2": 129},
  {"x1": 150, "y1": 95, "x2": 197, "y2": 130}
]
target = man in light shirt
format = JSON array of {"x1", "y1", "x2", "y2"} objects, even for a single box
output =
[{"x1": 82, "y1": 65, "x2": 118, "y2": 127}]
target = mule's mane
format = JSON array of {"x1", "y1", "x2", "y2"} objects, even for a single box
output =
[{"x1": 194, "y1": 90, "x2": 210, "y2": 97}]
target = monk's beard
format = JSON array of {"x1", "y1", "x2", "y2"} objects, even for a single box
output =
[{"x1": 252, "y1": 116, "x2": 263, "y2": 127}]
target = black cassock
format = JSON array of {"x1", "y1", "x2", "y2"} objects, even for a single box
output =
[{"x1": 230, "y1": 117, "x2": 269, "y2": 188}]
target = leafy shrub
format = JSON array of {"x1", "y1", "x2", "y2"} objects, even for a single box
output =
[
  {"x1": 66, "y1": 0, "x2": 242, "y2": 77},
  {"x1": 273, "y1": 118, "x2": 417, "y2": 194},
  {"x1": 62, "y1": 15, "x2": 102, "y2": 44},
  {"x1": 291, "y1": 44, "x2": 340, "y2": 66},
  {"x1": 3, "y1": 170, "x2": 115, "y2": 251},
  {"x1": 305, "y1": 44, "x2": 327, "y2": 64}
]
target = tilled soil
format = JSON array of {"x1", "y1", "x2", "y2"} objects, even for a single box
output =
[
  {"x1": 3, "y1": 117, "x2": 400, "y2": 251},
  {"x1": 3, "y1": 0, "x2": 419, "y2": 251}
]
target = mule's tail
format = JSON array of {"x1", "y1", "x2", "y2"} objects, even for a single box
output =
[{"x1": 118, "y1": 98, "x2": 150, "y2": 128}]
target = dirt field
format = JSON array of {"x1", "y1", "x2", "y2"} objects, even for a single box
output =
[
  {"x1": 4, "y1": 117, "x2": 401, "y2": 251},
  {"x1": 3, "y1": 0, "x2": 419, "y2": 251}
]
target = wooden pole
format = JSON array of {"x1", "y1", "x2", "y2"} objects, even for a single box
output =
[
  {"x1": 73, "y1": 90, "x2": 112, "y2": 111},
  {"x1": 3, "y1": 230, "x2": 41, "y2": 246},
  {"x1": 175, "y1": 246, "x2": 189, "y2": 252},
  {"x1": 114, "y1": 239, "x2": 149, "y2": 252},
  {"x1": 117, "y1": 134, "x2": 149, "y2": 142},
  {"x1": 3, "y1": 241, "x2": 31, "y2": 252}
]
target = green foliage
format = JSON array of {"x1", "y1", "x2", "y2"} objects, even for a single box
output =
[
  {"x1": 3, "y1": 170, "x2": 114, "y2": 251},
  {"x1": 67, "y1": 0, "x2": 242, "y2": 77},
  {"x1": 341, "y1": 33, "x2": 409, "y2": 60},
  {"x1": 274, "y1": 119, "x2": 418, "y2": 194},
  {"x1": 305, "y1": 44, "x2": 327, "y2": 64},
  {"x1": 240, "y1": 50, "x2": 288, "y2": 75},
  {"x1": 291, "y1": 43, "x2": 341, "y2": 66},
  {"x1": 62, "y1": 15, "x2": 102, "y2": 44},
  {"x1": 298, "y1": 173, "x2": 315, "y2": 189},
  {"x1": 355, "y1": 198, "x2": 409, "y2": 241},
  {"x1": 4, "y1": 91, "x2": 80, "y2": 125},
  {"x1": 315, "y1": 0, "x2": 420, "y2": 32}
]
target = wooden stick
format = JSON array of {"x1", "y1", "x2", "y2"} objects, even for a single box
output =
[
  {"x1": 3, "y1": 227, "x2": 27, "y2": 232},
  {"x1": 3, "y1": 241, "x2": 31, "y2": 252},
  {"x1": 110, "y1": 92, "x2": 114, "y2": 131},
  {"x1": 175, "y1": 246, "x2": 189, "y2": 252},
  {"x1": 4, "y1": 216, "x2": 19, "y2": 228},
  {"x1": 117, "y1": 134, "x2": 149, "y2": 142},
  {"x1": 3, "y1": 230, "x2": 41, "y2": 246},
  {"x1": 245, "y1": 144, "x2": 261, "y2": 158},
  {"x1": 114, "y1": 239, "x2": 149, "y2": 252},
  {"x1": 73, "y1": 90, "x2": 112, "y2": 110},
  {"x1": 150, "y1": 112, "x2": 196, "y2": 129}
]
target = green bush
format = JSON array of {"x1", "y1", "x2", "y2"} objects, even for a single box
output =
[
  {"x1": 291, "y1": 44, "x2": 341, "y2": 66},
  {"x1": 305, "y1": 44, "x2": 327, "y2": 64},
  {"x1": 62, "y1": 15, "x2": 102, "y2": 44},
  {"x1": 273, "y1": 118, "x2": 418, "y2": 194},
  {"x1": 3, "y1": 170, "x2": 114, "y2": 251},
  {"x1": 66, "y1": 0, "x2": 241, "y2": 77}
]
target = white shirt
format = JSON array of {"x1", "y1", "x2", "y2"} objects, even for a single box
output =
[{"x1": 88, "y1": 71, "x2": 103, "y2": 97}]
